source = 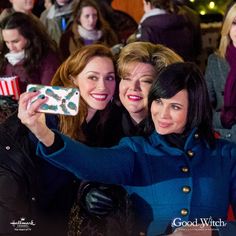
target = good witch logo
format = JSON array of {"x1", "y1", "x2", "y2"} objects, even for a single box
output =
[{"x1": 171, "y1": 217, "x2": 227, "y2": 228}]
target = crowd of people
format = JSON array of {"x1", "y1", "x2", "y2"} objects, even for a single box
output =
[{"x1": 0, "y1": 0, "x2": 236, "y2": 236}]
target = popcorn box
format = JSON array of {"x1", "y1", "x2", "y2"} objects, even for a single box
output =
[{"x1": 0, "y1": 76, "x2": 20, "y2": 100}]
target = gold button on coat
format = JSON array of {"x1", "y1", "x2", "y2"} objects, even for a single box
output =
[
  {"x1": 180, "y1": 208, "x2": 188, "y2": 216},
  {"x1": 187, "y1": 150, "x2": 194, "y2": 157},
  {"x1": 181, "y1": 167, "x2": 189, "y2": 173},
  {"x1": 182, "y1": 186, "x2": 191, "y2": 193}
]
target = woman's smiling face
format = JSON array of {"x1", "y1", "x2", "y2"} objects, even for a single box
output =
[
  {"x1": 73, "y1": 56, "x2": 116, "y2": 112},
  {"x1": 119, "y1": 62, "x2": 155, "y2": 123},
  {"x1": 151, "y1": 89, "x2": 188, "y2": 135}
]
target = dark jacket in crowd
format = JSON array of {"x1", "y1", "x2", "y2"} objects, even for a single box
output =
[
  {"x1": 139, "y1": 13, "x2": 194, "y2": 61},
  {"x1": 0, "y1": 113, "x2": 37, "y2": 236},
  {"x1": 0, "y1": 113, "x2": 79, "y2": 236}
]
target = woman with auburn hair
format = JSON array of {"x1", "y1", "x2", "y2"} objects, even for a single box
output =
[
  {"x1": 0, "y1": 44, "x2": 123, "y2": 236},
  {"x1": 59, "y1": 0, "x2": 118, "y2": 59},
  {"x1": 37, "y1": 44, "x2": 132, "y2": 235},
  {"x1": 50, "y1": 44, "x2": 119, "y2": 143},
  {"x1": 205, "y1": 2, "x2": 236, "y2": 143}
]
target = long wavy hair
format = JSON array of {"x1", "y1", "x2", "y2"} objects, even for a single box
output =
[
  {"x1": 51, "y1": 44, "x2": 117, "y2": 141},
  {"x1": 145, "y1": 62, "x2": 215, "y2": 146},
  {"x1": 0, "y1": 12, "x2": 58, "y2": 75},
  {"x1": 218, "y1": 2, "x2": 236, "y2": 57}
]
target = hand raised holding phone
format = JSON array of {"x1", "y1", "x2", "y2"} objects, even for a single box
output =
[{"x1": 18, "y1": 90, "x2": 56, "y2": 147}]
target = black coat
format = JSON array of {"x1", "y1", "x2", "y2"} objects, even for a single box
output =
[
  {"x1": 139, "y1": 13, "x2": 195, "y2": 61},
  {"x1": 0, "y1": 113, "x2": 37, "y2": 235},
  {"x1": 0, "y1": 114, "x2": 78, "y2": 236}
]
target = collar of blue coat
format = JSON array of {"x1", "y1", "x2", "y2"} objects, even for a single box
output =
[{"x1": 148, "y1": 127, "x2": 208, "y2": 155}]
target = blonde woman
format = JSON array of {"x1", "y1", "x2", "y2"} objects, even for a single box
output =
[{"x1": 205, "y1": 2, "x2": 236, "y2": 143}]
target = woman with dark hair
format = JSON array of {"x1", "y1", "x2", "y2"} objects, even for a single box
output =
[
  {"x1": 59, "y1": 0, "x2": 118, "y2": 59},
  {"x1": 36, "y1": 44, "x2": 128, "y2": 235},
  {"x1": 18, "y1": 62, "x2": 236, "y2": 235},
  {"x1": 0, "y1": 12, "x2": 61, "y2": 93},
  {"x1": 145, "y1": 61, "x2": 214, "y2": 144}
]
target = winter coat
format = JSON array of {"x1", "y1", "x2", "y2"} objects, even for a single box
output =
[
  {"x1": 205, "y1": 53, "x2": 236, "y2": 143},
  {"x1": 37, "y1": 128, "x2": 236, "y2": 236},
  {"x1": 0, "y1": 114, "x2": 79, "y2": 236},
  {"x1": 138, "y1": 13, "x2": 194, "y2": 61},
  {"x1": 2, "y1": 52, "x2": 61, "y2": 93},
  {"x1": 0, "y1": 114, "x2": 37, "y2": 235},
  {"x1": 40, "y1": 1, "x2": 77, "y2": 44}
]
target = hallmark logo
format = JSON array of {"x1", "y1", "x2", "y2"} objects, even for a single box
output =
[{"x1": 10, "y1": 217, "x2": 36, "y2": 231}]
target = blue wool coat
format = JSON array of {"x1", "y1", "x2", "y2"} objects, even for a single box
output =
[{"x1": 37, "y1": 129, "x2": 236, "y2": 235}]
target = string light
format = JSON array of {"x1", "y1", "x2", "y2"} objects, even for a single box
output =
[
  {"x1": 209, "y1": 1, "x2": 215, "y2": 9},
  {"x1": 200, "y1": 10, "x2": 206, "y2": 15}
]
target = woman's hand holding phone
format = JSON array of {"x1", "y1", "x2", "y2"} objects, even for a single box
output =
[
  {"x1": 18, "y1": 84, "x2": 80, "y2": 146},
  {"x1": 18, "y1": 90, "x2": 55, "y2": 146}
]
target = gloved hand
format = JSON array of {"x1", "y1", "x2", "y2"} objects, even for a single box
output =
[{"x1": 84, "y1": 187, "x2": 114, "y2": 216}]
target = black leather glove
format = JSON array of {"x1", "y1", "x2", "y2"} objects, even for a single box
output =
[{"x1": 84, "y1": 187, "x2": 114, "y2": 216}]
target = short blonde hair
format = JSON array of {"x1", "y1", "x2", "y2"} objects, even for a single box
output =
[
  {"x1": 118, "y1": 42, "x2": 183, "y2": 80},
  {"x1": 218, "y1": 3, "x2": 236, "y2": 57}
]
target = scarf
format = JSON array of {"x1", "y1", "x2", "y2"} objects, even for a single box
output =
[
  {"x1": 46, "y1": 1, "x2": 74, "y2": 19},
  {"x1": 221, "y1": 43, "x2": 236, "y2": 128},
  {"x1": 4, "y1": 50, "x2": 25, "y2": 66},
  {"x1": 78, "y1": 25, "x2": 102, "y2": 41}
]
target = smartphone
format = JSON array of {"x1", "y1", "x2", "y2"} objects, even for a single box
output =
[{"x1": 26, "y1": 84, "x2": 80, "y2": 116}]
